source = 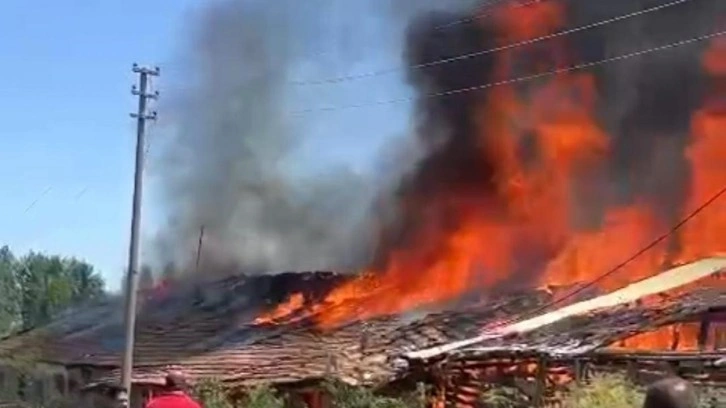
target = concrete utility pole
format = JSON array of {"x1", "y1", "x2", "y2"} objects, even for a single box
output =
[{"x1": 120, "y1": 63, "x2": 159, "y2": 406}]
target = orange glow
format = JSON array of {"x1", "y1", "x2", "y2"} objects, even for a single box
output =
[
  {"x1": 676, "y1": 38, "x2": 726, "y2": 265},
  {"x1": 253, "y1": 293, "x2": 305, "y2": 325},
  {"x1": 254, "y1": 3, "x2": 726, "y2": 332},
  {"x1": 703, "y1": 37, "x2": 726, "y2": 76},
  {"x1": 492, "y1": 0, "x2": 565, "y2": 41},
  {"x1": 542, "y1": 206, "x2": 667, "y2": 291},
  {"x1": 611, "y1": 323, "x2": 706, "y2": 351}
]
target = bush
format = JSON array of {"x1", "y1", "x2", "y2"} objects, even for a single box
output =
[
  {"x1": 697, "y1": 386, "x2": 726, "y2": 408},
  {"x1": 564, "y1": 373, "x2": 644, "y2": 408},
  {"x1": 190, "y1": 378, "x2": 284, "y2": 408},
  {"x1": 244, "y1": 384, "x2": 285, "y2": 408},
  {"x1": 191, "y1": 378, "x2": 235, "y2": 408},
  {"x1": 323, "y1": 380, "x2": 412, "y2": 408},
  {"x1": 480, "y1": 385, "x2": 526, "y2": 408}
]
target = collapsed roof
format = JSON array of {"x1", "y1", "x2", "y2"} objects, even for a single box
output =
[{"x1": 0, "y1": 259, "x2": 723, "y2": 389}]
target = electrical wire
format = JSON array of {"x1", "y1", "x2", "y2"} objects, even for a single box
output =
[
  {"x1": 23, "y1": 186, "x2": 53, "y2": 214},
  {"x1": 290, "y1": 0, "x2": 695, "y2": 86},
  {"x1": 432, "y1": 0, "x2": 534, "y2": 30},
  {"x1": 290, "y1": 28, "x2": 725, "y2": 114}
]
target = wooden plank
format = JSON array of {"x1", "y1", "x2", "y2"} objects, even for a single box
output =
[
  {"x1": 534, "y1": 357, "x2": 548, "y2": 408},
  {"x1": 698, "y1": 313, "x2": 711, "y2": 351},
  {"x1": 574, "y1": 359, "x2": 586, "y2": 384}
]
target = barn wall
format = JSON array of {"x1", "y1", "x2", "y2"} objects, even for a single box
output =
[{"x1": 0, "y1": 361, "x2": 68, "y2": 405}]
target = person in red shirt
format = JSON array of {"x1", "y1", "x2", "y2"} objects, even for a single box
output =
[{"x1": 145, "y1": 371, "x2": 203, "y2": 408}]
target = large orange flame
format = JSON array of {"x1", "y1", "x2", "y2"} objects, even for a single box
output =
[
  {"x1": 611, "y1": 322, "x2": 706, "y2": 352},
  {"x1": 256, "y1": 2, "x2": 726, "y2": 335},
  {"x1": 676, "y1": 37, "x2": 726, "y2": 263}
]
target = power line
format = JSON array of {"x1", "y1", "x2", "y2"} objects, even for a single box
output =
[
  {"x1": 289, "y1": 0, "x2": 523, "y2": 71},
  {"x1": 291, "y1": 0, "x2": 694, "y2": 86},
  {"x1": 10, "y1": 185, "x2": 93, "y2": 299},
  {"x1": 490, "y1": 183, "x2": 726, "y2": 331},
  {"x1": 23, "y1": 187, "x2": 53, "y2": 214},
  {"x1": 291, "y1": 28, "x2": 725, "y2": 114},
  {"x1": 433, "y1": 0, "x2": 520, "y2": 30}
]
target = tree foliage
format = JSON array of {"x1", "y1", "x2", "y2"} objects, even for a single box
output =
[
  {"x1": 190, "y1": 379, "x2": 284, "y2": 408},
  {"x1": 191, "y1": 378, "x2": 236, "y2": 408},
  {"x1": 0, "y1": 246, "x2": 21, "y2": 335},
  {"x1": 244, "y1": 384, "x2": 285, "y2": 408},
  {"x1": 189, "y1": 378, "x2": 423, "y2": 408},
  {"x1": 0, "y1": 245, "x2": 106, "y2": 335}
]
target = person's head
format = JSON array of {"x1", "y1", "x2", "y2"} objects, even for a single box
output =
[
  {"x1": 164, "y1": 370, "x2": 189, "y2": 392},
  {"x1": 643, "y1": 377, "x2": 697, "y2": 408}
]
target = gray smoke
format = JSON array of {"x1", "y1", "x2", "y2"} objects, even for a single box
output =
[
  {"x1": 156, "y1": 0, "x2": 368, "y2": 275},
  {"x1": 154, "y1": 0, "x2": 480, "y2": 276},
  {"x1": 566, "y1": 0, "x2": 723, "y2": 219}
]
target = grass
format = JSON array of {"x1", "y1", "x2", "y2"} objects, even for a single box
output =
[
  {"x1": 323, "y1": 380, "x2": 421, "y2": 408},
  {"x1": 189, "y1": 374, "x2": 722, "y2": 408},
  {"x1": 564, "y1": 373, "x2": 644, "y2": 408}
]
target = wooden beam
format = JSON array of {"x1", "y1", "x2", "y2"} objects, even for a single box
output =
[
  {"x1": 670, "y1": 324, "x2": 681, "y2": 350},
  {"x1": 574, "y1": 359, "x2": 586, "y2": 384},
  {"x1": 626, "y1": 360, "x2": 638, "y2": 383},
  {"x1": 698, "y1": 313, "x2": 711, "y2": 351},
  {"x1": 534, "y1": 357, "x2": 547, "y2": 407}
]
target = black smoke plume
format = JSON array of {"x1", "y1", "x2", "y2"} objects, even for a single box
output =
[{"x1": 371, "y1": 0, "x2": 724, "y2": 270}]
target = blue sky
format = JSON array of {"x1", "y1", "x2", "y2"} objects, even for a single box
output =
[
  {"x1": 0, "y1": 0, "x2": 412, "y2": 291},
  {"x1": 0, "y1": 0, "x2": 204, "y2": 291}
]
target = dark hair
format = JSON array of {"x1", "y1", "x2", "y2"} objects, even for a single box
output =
[
  {"x1": 165, "y1": 372, "x2": 188, "y2": 391},
  {"x1": 643, "y1": 378, "x2": 697, "y2": 408}
]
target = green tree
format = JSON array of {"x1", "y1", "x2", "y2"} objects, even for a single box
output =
[
  {"x1": 12, "y1": 250, "x2": 106, "y2": 330},
  {"x1": 65, "y1": 258, "x2": 105, "y2": 303},
  {"x1": 0, "y1": 245, "x2": 20, "y2": 335},
  {"x1": 17, "y1": 252, "x2": 70, "y2": 329}
]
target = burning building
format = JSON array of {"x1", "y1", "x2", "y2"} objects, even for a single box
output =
[
  {"x1": 2, "y1": 0, "x2": 726, "y2": 406},
  {"x1": 243, "y1": 0, "x2": 726, "y2": 333},
  {"x1": 404, "y1": 259, "x2": 726, "y2": 406},
  {"x1": 0, "y1": 259, "x2": 723, "y2": 408}
]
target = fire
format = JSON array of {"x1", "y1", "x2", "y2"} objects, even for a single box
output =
[
  {"x1": 255, "y1": 2, "x2": 726, "y2": 331},
  {"x1": 253, "y1": 293, "x2": 305, "y2": 325},
  {"x1": 676, "y1": 37, "x2": 726, "y2": 264},
  {"x1": 611, "y1": 322, "x2": 705, "y2": 351},
  {"x1": 542, "y1": 206, "x2": 667, "y2": 291}
]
